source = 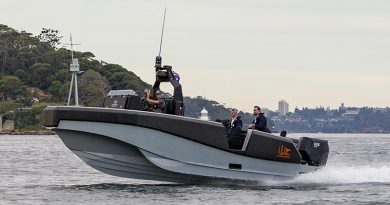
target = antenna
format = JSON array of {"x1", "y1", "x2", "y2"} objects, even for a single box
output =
[
  {"x1": 64, "y1": 34, "x2": 82, "y2": 106},
  {"x1": 158, "y1": 7, "x2": 167, "y2": 56},
  {"x1": 155, "y1": 7, "x2": 167, "y2": 71},
  {"x1": 64, "y1": 34, "x2": 81, "y2": 60}
]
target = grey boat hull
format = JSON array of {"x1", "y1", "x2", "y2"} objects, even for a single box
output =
[{"x1": 55, "y1": 120, "x2": 317, "y2": 183}]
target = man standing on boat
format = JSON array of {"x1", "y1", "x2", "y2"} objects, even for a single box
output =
[
  {"x1": 221, "y1": 108, "x2": 243, "y2": 135},
  {"x1": 230, "y1": 108, "x2": 243, "y2": 131},
  {"x1": 249, "y1": 106, "x2": 270, "y2": 133},
  {"x1": 224, "y1": 108, "x2": 244, "y2": 149}
]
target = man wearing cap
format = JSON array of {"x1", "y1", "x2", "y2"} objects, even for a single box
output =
[
  {"x1": 249, "y1": 106, "x2": 270, "y2": 133},
  {"x1": 146, "y1": 90, "x2": 166, "y2": 113}
]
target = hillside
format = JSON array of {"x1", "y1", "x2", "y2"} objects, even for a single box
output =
[
  {"x1": 3, "y1": 24, "x2": 387, "y2": 133},
  {"x1": 0, "y1": 25, "x2": 239, "y2": 131}
]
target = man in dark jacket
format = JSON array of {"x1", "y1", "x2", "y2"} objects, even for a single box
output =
[
  {"x1": 249, "y1": 106, "x2": 270, "y2": 133},
  {"x1": 230, "y1": 108, "x2": 243, "y2": 130},
  {"x1": 223, "y1": 108, "x2": 244, "y2": 149}
]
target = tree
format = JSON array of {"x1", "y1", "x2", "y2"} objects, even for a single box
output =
[
  {"x1": 0, "y1": 26, "x2": 18, "y2": 74},
  {"x1": 14, "y1": 69, "x2": 28, "y2": 82},
  {"x1": 82, "y1": 51, "x2": 95, "y2": 59},
  {"x1": 54, "y1": 69, "x2": 70, "y2": 83},
  {"x1": 0, "y1": 76, "x2": 25, "y2": 99},
  {"x1": 58, "y1": 81, "x2": 70, "y2": 102},
  {"x1": 48, "y1": 80, "x2": 62, "y2": 100},
  {"x1": 79, "y1": 70, "x2": 110, "y2": 107},
  {"x1": 38, "y1": 28, "x2": 62, "y2": 49},
  {"x1": 29, "y1": 63, "x2": 54, "y2": 89},
  {"x1": 98, "y1": 64, "x2": 151, "y2": 94}
]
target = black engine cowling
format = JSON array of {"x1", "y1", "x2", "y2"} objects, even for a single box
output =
[{"x1": 298, "y1": 137, "x2": 329, "y2": 166}]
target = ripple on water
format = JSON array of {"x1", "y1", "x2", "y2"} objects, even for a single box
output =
[{"x1": 1, "y1": 134, "x2": 390, "y2": 204}]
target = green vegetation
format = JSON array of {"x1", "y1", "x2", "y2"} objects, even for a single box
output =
[
  {"x1": 0, "y1": 24, "x2": 154, "y2": 131},
  {"x1": 1, "y1": 24, "x2": 388, "y2": 133},
  {"x1": 0, "y1": 24, "x2": 237, "y2": 132},
  {"x1": 0, "y1": 24, "x2": 150, "y2": 103},
  {"x1": 0, "y1": 76, "x2": 25, "y2": 99},
  {"x1": 0, "y1": 101, "x2": 24, "y2": 113},
  {"x1": 14, "y1": 104, "x2": 46, "y2": 130}
]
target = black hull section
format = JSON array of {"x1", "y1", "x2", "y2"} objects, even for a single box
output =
[{"x1": 44, "y1": 107, "x2": 304, "y2": 164}]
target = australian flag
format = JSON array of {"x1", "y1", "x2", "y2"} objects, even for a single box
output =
[{"x1": 173, "y1": 71, "x2": 180, "y2": 82}]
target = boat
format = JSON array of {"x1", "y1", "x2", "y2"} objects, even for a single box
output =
[
  {"x1": 43, "y1": 12, "x2": 329, "y2": 184},
  {"x1": 43, "y1": 55, "x2": 329, "y2": 184}
]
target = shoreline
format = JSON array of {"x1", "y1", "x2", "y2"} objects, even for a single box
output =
[{"x1": 1, "y1": 130, "x2": 55, "y2": 135}]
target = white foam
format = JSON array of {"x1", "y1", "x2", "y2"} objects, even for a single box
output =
[{"x1": 288, "y1": 165, "x2": 390, "y2": 184}]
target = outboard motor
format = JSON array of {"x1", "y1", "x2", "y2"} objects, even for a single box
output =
[
  {"x1": 298, "y1": 137, "x2": 329, "y2": 166},
  {"x1": 102, "y1": 90, "x2": 142, "y2": 110}
]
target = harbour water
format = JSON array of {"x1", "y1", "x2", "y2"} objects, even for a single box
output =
[{"x1": 1, "y1": 134, "x2": 390, "y2": 204}]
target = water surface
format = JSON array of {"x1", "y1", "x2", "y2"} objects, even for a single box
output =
[{"x1": 1, "y1": 134, "x2": 390, "y2": 204}]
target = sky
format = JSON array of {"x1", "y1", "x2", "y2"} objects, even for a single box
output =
[{"x1": 1, "y1": 0, "x2": 389, "y2": 111}]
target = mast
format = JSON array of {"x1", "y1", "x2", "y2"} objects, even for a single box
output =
[{"x1": 64, "y1": 34, "x2": 81, "y2": 106}]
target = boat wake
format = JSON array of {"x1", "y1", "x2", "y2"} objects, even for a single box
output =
[{"x1": 268, "y1": 164, "x2": 390, "y2": 186}]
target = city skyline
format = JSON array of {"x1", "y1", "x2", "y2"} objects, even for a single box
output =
[
  {"x1": 1, "y1": 0, "x2": 389, "y2": 110},
  {"x1": 241, "y1": 100, "x2": 389, "y2": 114}
]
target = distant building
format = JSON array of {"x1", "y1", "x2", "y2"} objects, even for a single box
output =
[
  {"x1": 278, "y1": 100, "x2": 289, "y2": 116},
  {"x1": 341, "y1": 109, "x2": 360, "y2": 121},
  {"x1": 26, "y1": 87, "x2": 51, "y2": 101},
  {"x1": 339, "y1": 103, "x2": 346, "y2": 112},
  {"x1": 199, "y1": 107, "x2": 209, "y2": 121},
  {"x1": 342, "y1": 109, "x2": 360, "y2": 116},
  {"x1": 373, "y1": 108, "x2": 388, "y2": 113}
]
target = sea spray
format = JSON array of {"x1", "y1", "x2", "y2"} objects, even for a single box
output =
[
  {"x1": 290, "y1": 165, "x2": 390, "y2": 184},
  {"x1": 261, "y1": 165, "x2": 390, "y2": 187}
]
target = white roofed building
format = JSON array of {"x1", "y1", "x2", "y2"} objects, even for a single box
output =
[{"x1": 199, "y1": 107, "x2": 209, "y2": 121}]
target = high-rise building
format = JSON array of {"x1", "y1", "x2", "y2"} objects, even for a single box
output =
[
  {"x1": 278, "y1": 100, "x2": 289, "y2": 116},
  {"x1": 339, "y1": 103, "x2": 346, "y2": 112}
]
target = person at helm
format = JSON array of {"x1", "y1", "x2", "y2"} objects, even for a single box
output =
[{"x1": 146, "y1": 90, "x2": 166, "y2": 113}]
